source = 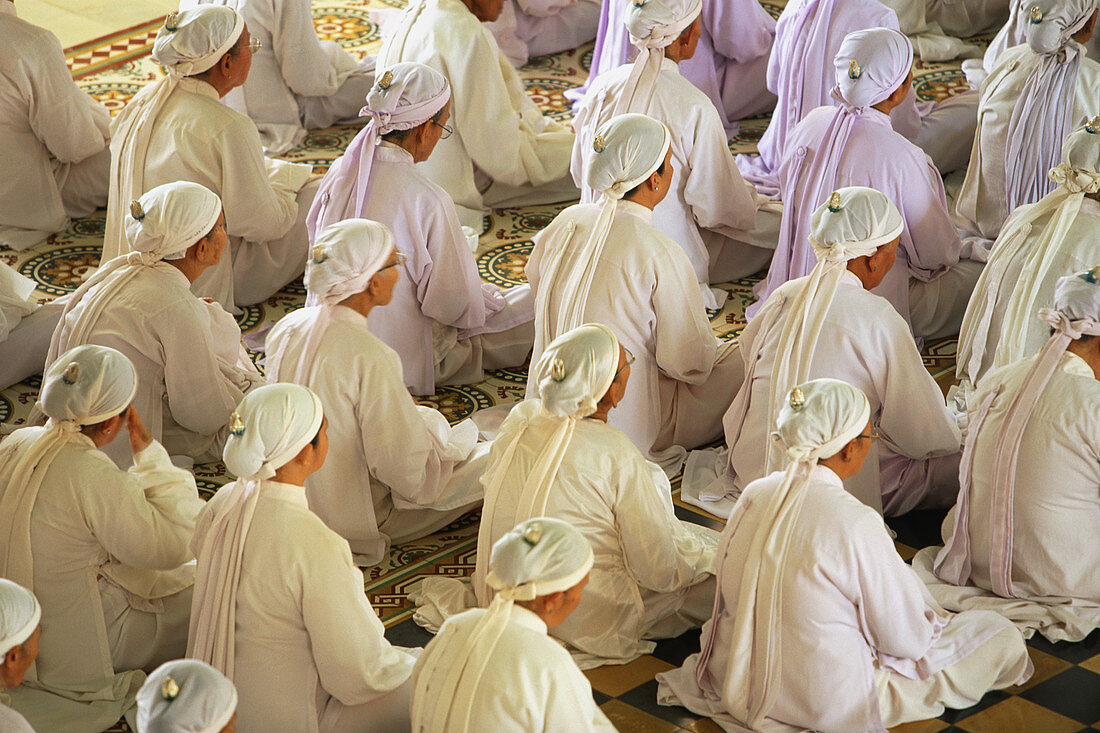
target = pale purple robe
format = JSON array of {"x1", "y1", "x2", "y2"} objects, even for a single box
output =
[{"x1": 567, "y1": 0, "x2": 776, "y2": 136}]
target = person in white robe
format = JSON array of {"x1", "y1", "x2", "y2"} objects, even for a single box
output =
[
  {"x1": 528, "y1": 113, "x2": 741, "y2": 474},
  {"x1": 955, "y1": 0, "x2": 1099, "y2": 243},
  {"x1": 376, "y1": 0, "x2": 578, "y2": 229},
  {"x1": 691, "y1": 188, "x2": 962, "y2": 518},
  {"x1": 413, "y1": 324, "x2": 718, "y2": 667},
  {"x1": 189, "y1": 383, "x2": 418, "y2": 732},
  {"x1": 104, "y1": 6, "x2": 316, "y2": 309},
  {"x1": 266, "y1": 219, "x2": 486, "y2": 566},
  {"x1": 915, "y1": 270, "x2": 1100, "y2": 643},
  {"x1": 308, "y1": 62, "x2": 533, "y2": 395},
  {"x1": 659, "y1": 378, "x2": 1032, "y2": 732},
  {"x1": 412, "y1": 517, "x2": 616, "y2": 732},
  {"x1": 880, "y1": 0, "x2": 1002, "y2": 60},
  {"x1": 488, "y1": 0, "x2": 602, "y2": 67},
  {"x1": 179, "y1": 0, "x2": 376, "y2": 155},
  {"x1": 0, "y1": 580, "x2": 40, "y2": 733},
  {"x1": 137, "y1": 659, "x2": 237, "y2": 733},
  {"x1": 44, "y1": 182, "x2": 262, "y2": 468},
  {"x1": 572, "y1": 0, "x2": 781, "y2": 310},
  {"x1": 956, "y1": 120, "x2": 1100, "y2": 401},
  {"x1": 0, "y1": 262, "x2": 63, "y2": 391},
  {"x1": 0, "y1": 0, "x2": 110, "y2": 251},
  {"x1": 0, "y1": 345, "x2": 202, "y2": 733},
  {"x1": 752, "y1": 27, "x2": 981, "y2": 343}
]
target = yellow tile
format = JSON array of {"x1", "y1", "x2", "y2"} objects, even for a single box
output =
[
  {"x1": 1080, "y1": 653, "x2": 1100, "y2": 676},
  {"x1": 1006, "y1": 647, "x2": 1073, "y2": 693},
  {"x1": 956, "y1": 697, "x2": 1081, "y2": 733},
  {"x1": 889, "y1": 719, "x2": 948, "y2": 733},
  {"x1": 598, "y1": 699, "x2": 681, "y2": 733},
  {"x1": 683, "y1": 717, "x2": 726, "y2": 733},
  {"x1": 584, "y1": 655, "x2": 675, "y2": 697}
]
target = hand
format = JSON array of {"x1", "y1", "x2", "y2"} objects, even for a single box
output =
[
  {"x1": 125, "y1": 406, "x2": 153, "y2": 455},
  {"x1": 201, "y1": 297, "x2": 217, "y2": 304}
]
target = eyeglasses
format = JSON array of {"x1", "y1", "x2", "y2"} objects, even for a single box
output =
[
  {"x1": 433, "y1": 121, "x2": 453, "y2": 140},
  {"x1": 856, "y1": 427, "x2": 880, "y2": 442},
  {"x1": 614, "y1": 347, "x2": 635, "y2": 380},
  {"x1": 246, "y1": 38, "x2": 262, "y2": 54},
  {"x1": 378, "y1": 251, "x2": 408, "y2": 272}
]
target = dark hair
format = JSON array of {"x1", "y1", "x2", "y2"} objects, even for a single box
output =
[
  {"x1": 380, "y1": 104, "x2": 448, "y2": 144},
  {"x1": 309, "y1": 420, "x2": 324, "y2": 448},
  {"x1": 623, "y1": 158, "x2": 668, "y2": 199}
]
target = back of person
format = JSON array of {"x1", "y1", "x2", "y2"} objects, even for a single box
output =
[{"x1": 964, "y1": 354, "x2": 1100, "y2": 601}]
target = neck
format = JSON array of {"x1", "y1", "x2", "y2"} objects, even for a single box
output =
[
  {"x1": 588, "y1": 405, "x2": 610, "y2": 423},
  {"x1": 167, "y1": 257, "x2": 204, "y2": 284},
  {"x1": 337, "y1": 292, "x2": 377, "y2": 319},
  {"x1": 191, "y1": 73, "x2": 232, "y2": 99},
  {"x1": 623, "y1": 191, "x2": 657, "y2": 211},
  {"x1": 664, "y1": 45, "x2": 684, "y2": 63},
  {"x1": 270, "y1": 464, "x2": 309, "y2": 486}
]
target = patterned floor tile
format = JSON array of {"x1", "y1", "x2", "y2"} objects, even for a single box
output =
[
  {"x1": 585, "y1": 655, "x2": 676, "y2": 698},
  {"x1": 599, "y1": 699, "x2": 682, "y2": 733},
  {"x1": 954, "y1": 697, "x2": 1084, "y2": 733}
]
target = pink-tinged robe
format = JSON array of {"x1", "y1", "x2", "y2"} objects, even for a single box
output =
[
  {"x1": 658, "y1": 465, "x2": 1031, "y2": 732},
  {"x1": 488, "y1": 0, "x2": 602, "y2": 67},
  {"x1": 567, "y1": 0, "x2": 776, "y2": 136},
  {"x1": 752, "y1": 105, "x2": 974, "y2": 342},
  {"x1": 915, "y1": 352, "x2": 1100, "y2": 643}
]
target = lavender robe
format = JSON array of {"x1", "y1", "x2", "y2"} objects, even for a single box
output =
[{"x1": 567, "y1": 0, "x2": 776, "y2": 136}]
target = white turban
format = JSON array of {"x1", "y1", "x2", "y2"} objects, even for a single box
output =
[
  {"x1": 307, "y1": 62, "x2": 450, "y2": 242},
  {"x1": 833, "y1": 27, "x2": 913, "y2": 110},
  {"x1": 962, "y1": 119, "x2": 1100, "y2": 386},
  {"x1": 0, "y1": 579, "x2": 40, "y2": 658},
  {"x1": 1004, "y1": 0, "x2": 1097, "y2": 214},
  {"x1": 939, "y1": 268, "x2": 1100, "y2": 598},
  {"x1": 414, "y1": 517, "x2": 593, "y2": 732},
  {"x1": 614, "y1": 0, "x2": 702, "y2": 115},
  {"x1": 760, "y1": 187, "x2": 901, "y2": 476},
  {"x1": 536, "y1": 114, "x2": 669, "y2": 353},
  {"x1": 0, "y1": 346, "x2": 138, "y2": 604},
  {"x1": 103, "y1": 6, "x2": 244, "y2": 263},
  {"x1": 43, "y1": 182, "x2": 223, "y2": 384},
  {"x1": 702, "y1": 379, "x2": 869, "y2": 730},
  {"x1": 189, "y1": 384, "x2": 323, "y2": 677},
  {"x1": 137, "y1": 659, "x2": 238, "y2": 733}
]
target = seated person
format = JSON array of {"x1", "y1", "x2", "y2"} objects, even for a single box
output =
[
  {"x1": 137, "y1": 659, "x2": 237, "y2": 733},
  {"x1": 973, "y1": 0, "x2": 1099, "y2": 86},
  {"x1": 309, "y1": 61, "x2": 533, "y2": 395},
  {"x1": 0, "y1": 0, "x2": 110, "y2": 251},
  {"x1": 955, "y1": 0, "x2": 1099, "y2": 242},
  {"x1": 528, "y1": 113, "x2": 741, "y2": 474},
  {"x1": 45, "y1": 182, "x2": 263, "y2": 468},
  {"x1": 572, "y1": 0, "x2": 780, "y2": 310},
  {"x1": 265, "y1": 219, "x2": 486, "y2": 566},
  {"x1": 411, "y1": 517, "x2": 615, "y2": 731},
  {"x1": 570, "y1": 0, "x2": 775, "y2": 135},
  {"x1": 105, "y1": 6, "x2": 317, "y2": 309},
  {"x1": 189, "y1": 383, "x2": 418, "y2": 731},
  {"x1": 692, "y1": 188, "x2": 961, "y2": 518},
  {"x1": 377, "y1": 0, "x2": 577, "y2": 229},
  {"x1": 879, "y1": 0, "x2": 1002, "y2": 61},
  {"x1": 916, "y1": 269, "x2": 1100, "y2": 643},
  {"x1": 413, "y1": 324, "x2": 718, "y2": 667},
  {"x1": 957, "y1": 119, "x2": 1100, "y2": 401},
  {"x1": 753, "y1": 27, "x2": 981, "y2": 343},
  {"x1": 0, "y1": 579, "x2": 39, "y2": 733},
  {"x1": 659, "y1": 378, "x2": 1032, "y2": 732},
  {"x1": 0, "y1": 345, "x2": 202, "y2": 733},
  {"x1": 180, "y1": 0, "x2": 376, "y2": 154},
  {"x1": 738, "y1": 0, "x2": 978, "y2": 196},
  {"x1": 0, "y1": 263, "x2": 62, "y2": 391},
  {"x1": 488, "y1": 0, "x2": 602, "y2": 67}
]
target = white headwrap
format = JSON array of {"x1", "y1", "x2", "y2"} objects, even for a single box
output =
[
  {"x1": 0, "y1": 346, "x2": 137, "y2": 599},
  {"x1": 474, "y1": 323, "x2": 618, "y2": 603},
  {"x1": 0, "y1": 579, "x2": 40, "y2": 659},
  {"x1": 187, "y1": 383, "x2": 324, "y2": 677},
  {"x1": 535, "y1": 114, "x2": 670, "y2": 350},
  {"x1": 760, "y1": 187, "x2": 901, "y2": 476},
  {"x1": 939, "y1": 269, "x2": 1100, "y2": 597},
  {"x1": 960, "y1": 118, "x2": 1100, "y2": 386},
  {"x1": 697, "y1": 378, "x2": 870, "y2": 730},
  {"x1": 43, "y1": 182, "x2": 223, "y2": 393},
  {"x1": 267, "y1": 219, "x2": 394, "y2": 385},
  {"x1": 137, "y1": 659, "x2": 237, "y2": 733},
  {"x1": 306, "y1": 62, "x2": 450, "y2": 243},
  {"x1": 414, "y1": 517, "x2": 594, "y2": 733},
  {"x1": 613, "y1": 0, "x2": 703, "y2": 115},
  {"x1": 1003, "y1": 0, "x2": 1097, "y2": 214},
  {"x1": 102, "y1": 6, "x2": 244, "y2": 262}
]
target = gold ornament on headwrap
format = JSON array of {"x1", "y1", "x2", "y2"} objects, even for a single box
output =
[
  {"x1": 311, "y1": 243, "x2": 327, "y2": 264},
  {"x1": 229, "y1": 412, "x2": 245, "y2": 436},
  {"x1": 788, "y1": 385, "x2": 806, "y2": 411},
  {"x1": 161, "y1": 676, "x2": 180, "y2": 701},
  {"x1": 522, "y1": 521, "x2": 543, "y2": 545},
  {"x1": 826, "y1": 191, "x2": 843, "y2": 213},
  {"x1": 847, "y1": 59, "x2": 861, "y2": 80},
  {"x1": 164, "y1": 11, "x2": 180, "y2": 31},
  {"x1": 376, "y1": 69, "x2": 394, "y2": 91},
  {"x1": 1086, "y1": 115, "x2": 1100, "y2": 135},
  {"x1": 550, "y1": 358, "x2": 567, "y2": 382},
  {"x1": 592, "y1": 134, "x2": 607, "y2": 154},
  {"x1": 1028, "y1": 4, "x2": 1043, "y2": 23},
  {"x1": 129, "y1": 201, "x2": 146, "y2": 221},
  {"x1": 61, "y1": 362, "x2": 81, "y2": 386}
]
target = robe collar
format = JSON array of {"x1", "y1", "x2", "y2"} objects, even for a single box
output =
[
  {"x1": 808, "y1": 463, "x2": 845, "y2": 489},
  {"x1": 0, "y1": 3, "x2": 16, "y2": 19},
  {"x1": 259, "y1": 480, "x2": 309, "y2": 509},
  {"x1": 506, "y1": 604, "x2": 549, "y2": 635},
  {"x1": 377, "y1": 140, "x2": 415, "y2": 165},
  {"x1": 615, "y1": 198, "x2": 655, "y2": 224},
  {"x1": 178, "y1": 77, "x2": 221, "y2": 101},
  {"x1": 859, "y1": 105, "x2": 893, "y2": 129},
  {"x1": 838, "y1": 270, "x2": 863, "y2": 289},
  {"x1": 1060, "y1": 350, "x2": 1095, "y2": 379},
  {"x1": 330, "y1": 303, "x2": 370, "y2": 328}
]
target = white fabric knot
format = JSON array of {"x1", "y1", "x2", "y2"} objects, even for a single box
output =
[
  {"x1": 1048, "y1": 162, "x2": 1100, "y2": 194},
  {"x1": 1037, "y1": 307, "x2": 1100, "y2": 339}
]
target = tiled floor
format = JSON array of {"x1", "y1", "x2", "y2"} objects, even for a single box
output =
[{"x1": 14, "y1": 1, "x2": 1100, "y2": 731}]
